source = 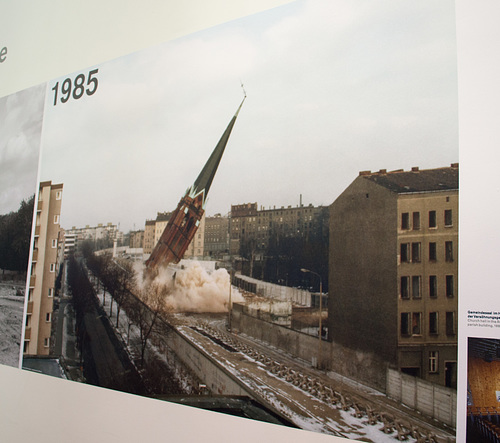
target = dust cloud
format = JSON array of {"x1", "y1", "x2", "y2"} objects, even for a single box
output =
[{"x1": 134, "y1": 261, "x2": 243, "y2": 313}]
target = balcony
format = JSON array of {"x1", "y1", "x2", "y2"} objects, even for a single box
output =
[
  {"x1": 34, "y1": 226, "x2": 41, "y2": 237},
  {"x1": 32, "y1": 248, "x2": 38, "y2": 262},
  {"x1": 24, "y1": 328, "x2": 31, "y2": 340},
  {"x1": 29, "y1": 275, "x2": 36, "y2": 287},
  {"x1": 26, "y1": 301, "x2": 33, "y2": 314}
]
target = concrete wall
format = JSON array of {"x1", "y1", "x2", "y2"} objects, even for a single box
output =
[
  {"x1": 232, "y1": 304, "x2": 323, "y2": 366},
  {"x1": 232, "y1": 304, "x2": 389, "y2": 391},
  {"x1": 166, "y1": 326, "x2": 252, "y2": 397},
  {"x1": 386, "y1": 368, "x2": 456, "y2": 427},
  {"x1": 234, "y1": 274, "x2": 312, "y2": 307}
]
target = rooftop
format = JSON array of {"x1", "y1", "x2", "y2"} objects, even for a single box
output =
[{"x1": 360, "y1": 163, "x2": 458, "y2": 193}]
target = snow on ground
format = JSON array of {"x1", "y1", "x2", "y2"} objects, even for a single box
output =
[
  {"x1": 0, "y1": 283, "x2": 24, "y2": 367},
  {"x1": 89, "y1": 267, "x2": 452, "y2": 442}
]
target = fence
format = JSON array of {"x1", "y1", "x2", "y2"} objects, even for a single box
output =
[{"x1": 386, "y1": 368, "x2": 456, "y2": 428}]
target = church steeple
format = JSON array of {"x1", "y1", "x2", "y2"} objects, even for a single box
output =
[
  {"x1": 189, "y1": 95, "x2": 246, "y2": 206},
  {"x1": 146, "y1": 93, "x2": 246, "y2": 271}
]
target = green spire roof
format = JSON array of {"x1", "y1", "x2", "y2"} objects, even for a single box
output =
[{"x1": 189, "y1": 96, "x2": 246, "y2": 204}]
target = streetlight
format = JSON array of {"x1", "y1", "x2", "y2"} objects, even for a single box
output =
[
  {"x1": 301, "y1": 268, "x2": 323, "y2": 369},
  {"x1": 228, "y1": 268, "x2": 234, "y2": 331}
]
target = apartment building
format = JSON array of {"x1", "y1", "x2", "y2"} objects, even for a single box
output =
[
  {"x1": 143, "y1": 220, "x2": 156, "y2": 254},
  {"x1": 24, "y1": 181, "x2": 63, "y2": 356},
  {"x1": 204, "y1": 213, "x2": 230, "y2": 259},
  {"x1": 66, "y1": 222, "x2": 122, "y2": 249},
  {"x1": 230, "y1": 201, "x2": 327, "y2": 256},
  {"x1": 329, "y1": 164, "x2": 458, "y2": 388},
  {"x1": 129, "y1": 230, "x2": 144, "y2": 249}
]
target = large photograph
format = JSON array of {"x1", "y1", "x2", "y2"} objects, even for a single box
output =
[
  {"x1": 17, "y1": 0, "x2": 458, "y2": 441},
  {"x1": 0, "y1": 84, "x2": 45, "y2": 367}
]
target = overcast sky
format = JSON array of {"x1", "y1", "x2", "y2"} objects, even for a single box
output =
[
  {"x1": 0, "y1": 84, "x2": 45, "y2": 215},
  {"x1": 38, "y1": 0, "x2": 458, "y2": 233}
]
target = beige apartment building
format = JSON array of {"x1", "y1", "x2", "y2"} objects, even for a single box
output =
[
  {"x1": 204, "y1": 214, "x2": 230, "y2": 259},
  {"x1": 143, "y1": 220, "x2": 156, "y2": 254},
  {"x1": 329, "y1": 164, "x2": 458, "y2": 388},
  {"x1": 24, "y1": 181, "x2": 63, "y2": 356},
  {"x1": 129, "y1": 230, "x2": 144, "y2": 249}
]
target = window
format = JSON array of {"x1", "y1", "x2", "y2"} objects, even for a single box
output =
[
  {"x1": 401, "y1": 313, "x2": 410, "y2": 335},
  {"x1": 429, "y1": 275, "x2": 437, "y2": 298},
  {"x1": 401, "y1": 213, "x2": 410, "y2": 230},
  {"x1": 51, "y1": 239, "x2": 57, "y2": 248},
  {"x1": 23, "y1": 341, "x2": 30, "y2": 353},
  {"x1": 444, "y1": 209, "x2": 452, "y2": 227},
  {"x1": 412, "y1": 313, "x2": 422, "y2": 335},
  {"x1": 411, "y1": 243, "x2": 421, "y2": 263},
  {"x1": 446, "y1": 312, "x2": 456, "y2": 335},
  {"x1": 50, "y1": 263, "x2": 55, "y2": 272},
  {"x1": 400, "y1": 277, "x2": 410, "y2": 299},
  {"x1": 446, "y1": 275, "x2": 454, "y2": 297},
  {"x1": 46, "y1": 313, "x2": 51, "y2": 322},
  {"x1": 429, "y1": 242, "x2": 437, "y2": 261},
  {"x1": 48, "y1": 288, "x2": 54, "y2": 297},
  {"x1": 44, "y1": 338, "x2": 50, "y2": 348},
  {"x1": 445, "y1": 241, "x2": 454, "y2": 262},
  {"x1": 429, "y1": 210, "x2": 437, "y2": 228},
  {"x1": 412, "y1": 212, "x2": 420, "y2": 230},
  {"x1": 429, "y1": 313, "x2": 438, "y2": 334},
  {"x1": 412, "y1": 276, "x2": 421, "y2": 299},
  {"x1": 54, "y1": 215, "x2": 59, "y2": 224},
  {"x1": 400, "y1": 243, "x2": 410, "y2": 263},
  {"x1": 429, "y1": 351, "x2": 439, "y2": 373}
]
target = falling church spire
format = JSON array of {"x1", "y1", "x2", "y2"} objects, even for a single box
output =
[
  {"x1": 146, "y1": 93, "x2": 246, "y2": 271},
  {"x1": 189, "y1": 95, "x2": 246, "y2": 206}
]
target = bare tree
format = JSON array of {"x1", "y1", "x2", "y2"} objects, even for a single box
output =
[
  {"x1": 111, "y1": 259, "x2": 135, "y2": 328},
  {"x1": 126, "y1": 279, "x2": 171, "y2": 367}
]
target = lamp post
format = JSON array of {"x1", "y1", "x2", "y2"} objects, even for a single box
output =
[
  {"x1": 228, "y1": 268, "x2": 233, "y2": 331},
  {"x1": 301, "y1": 268, "x2": 323, "y2": 369}
]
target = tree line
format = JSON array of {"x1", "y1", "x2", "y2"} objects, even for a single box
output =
[
  {"x1": 69, "y1": 248, "x2": 188, "y2": 395},
  {"x1": 0, "y1": 195, "x2": 34, "y2": 273},
  {"x1": 79, "y1": 243, "x2": 192, "y2": 395}
]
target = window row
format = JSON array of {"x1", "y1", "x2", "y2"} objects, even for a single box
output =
[
  {"x1": 400, "y1": 241, "x2": 454, "y2": 263},
  {"x1": 401, "y1": 209, "x2": 453, "y2": 230},
  {"x1": 400, "y1": 275, "x2": 455, "y2": 299},
  {"x1": 400, "y1": 311, "x2": 456, "y2": 336}
]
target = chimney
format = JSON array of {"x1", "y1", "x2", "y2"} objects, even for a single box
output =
[
  {"x1": 411, "y1": 166, "x2": 419, "y2": 172},
  {"x1": 359, "y1": 170, "x2": 371, "y2": 176}
]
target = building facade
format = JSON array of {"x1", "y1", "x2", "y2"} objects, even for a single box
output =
[
  {"x1": 129, "y1": 230, "x2": 144, "y2": 249},
  {"x1": 204, "y1": 214, "x2": 230, "y2": 259},
  {"x1": 66, "y1": 222, "x2": 122, "y2": 249},
  {"x1": 230, "y1": 201, "x2": 326, "y2": 256},
  {"x1": 24, "y1": 181, "x2": 63, "y2": 356},
  {"x1": 143, "y1": 220, "x2": 156, "y2": 254},
  {"x1": 329, "y1": 165, "x2": 458, "y2": 388}
]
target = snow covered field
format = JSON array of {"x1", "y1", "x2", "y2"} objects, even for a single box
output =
[{"x1": 0, "y1": 283, "x2": 24, "y2": 367}]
